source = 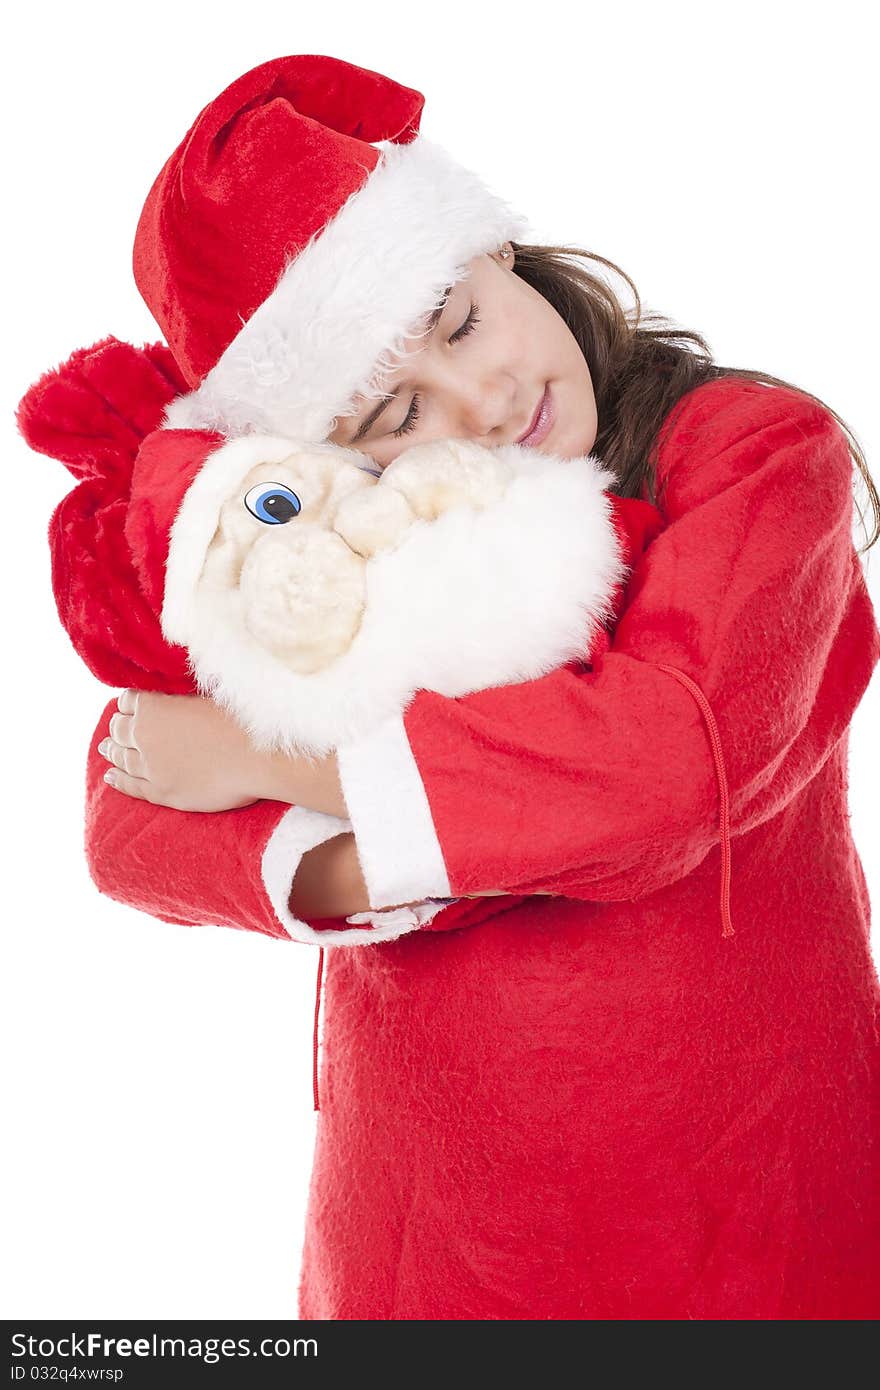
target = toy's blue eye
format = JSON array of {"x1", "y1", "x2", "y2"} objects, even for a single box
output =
[{"x1": 244, "y1": 482, "x2": 302, "y2": 524}]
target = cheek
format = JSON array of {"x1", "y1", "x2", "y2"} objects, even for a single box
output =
[
  {"x1": 573, "y1": 387, "x2": 599, "y2": 455},
  {"x1": 360, "y1": 441, "x2": 397, "y2": 472},
  {"x1": 575, "y1": 380, "x2": 597, "y2": 444},
  {"x1": 547, "y1": 376, "x2": 597, "y2": 458}
]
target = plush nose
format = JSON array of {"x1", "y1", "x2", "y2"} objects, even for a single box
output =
[
  {"x1": 239, "y1": 523, "x2": 366, "y2": 673},
  {"x1": 332, "y1": 483, "x2": 416, "y2": 556}
]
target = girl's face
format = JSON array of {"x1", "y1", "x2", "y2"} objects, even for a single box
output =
[{"x1": 327, "y1": 249, "x2": 598, "y2": 469}]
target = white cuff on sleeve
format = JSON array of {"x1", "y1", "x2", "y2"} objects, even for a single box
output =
[
  {"x1": 261, "y1": 802, "x2": 452, "y2": 945},
  {"x1": 335, "y1": 711, "x2": 452, "y2": 908}
]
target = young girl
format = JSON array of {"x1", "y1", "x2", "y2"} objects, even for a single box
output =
[{"x1": 89, "y1": 54, "x2": 880, "y2": 1319}]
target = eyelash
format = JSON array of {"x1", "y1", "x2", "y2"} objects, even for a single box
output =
[{"x1": 391, "y1": 301, "x2": 481, "y2": 438}]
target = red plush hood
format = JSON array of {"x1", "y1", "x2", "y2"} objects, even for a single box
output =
[{"x1": 16, "y1": 337, "x2": 199, "y2": 693}]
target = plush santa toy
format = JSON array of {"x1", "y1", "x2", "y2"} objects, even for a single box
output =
[{"x1": 19, "y1": 329, "x2": 663, "y2": 774}]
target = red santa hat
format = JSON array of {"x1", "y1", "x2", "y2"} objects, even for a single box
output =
[{"x1": 133, "y1": 53, "x2": 532, "y2": 442}]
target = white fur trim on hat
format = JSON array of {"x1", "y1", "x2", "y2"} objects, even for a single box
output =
[{"x1": 161, "y1": 136, "x2": 532, "y2": 442}]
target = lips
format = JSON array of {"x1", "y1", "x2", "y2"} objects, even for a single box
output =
[{"x1": 516, "y1": 384, "x2": 553, "y2": 446}]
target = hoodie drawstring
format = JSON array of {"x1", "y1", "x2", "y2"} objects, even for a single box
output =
[
  {"x1": 654, "y1": 662, "x2": 734, "y2": 939},
  {"x1": 313, "y1": 947, "x2": 325, "y2": 1112}
]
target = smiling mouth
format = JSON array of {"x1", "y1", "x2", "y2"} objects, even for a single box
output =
[{"x1": 516, "y1": 384, "x2": 553, "y2": 446}]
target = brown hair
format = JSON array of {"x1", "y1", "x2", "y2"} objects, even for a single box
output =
[{"x1": 510, "y1": 242, "x2": 879, "y2": 555}]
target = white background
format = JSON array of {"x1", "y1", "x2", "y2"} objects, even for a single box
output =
[{"x1": 2, "y1": 0, "x2": 877, "y2": 1319}]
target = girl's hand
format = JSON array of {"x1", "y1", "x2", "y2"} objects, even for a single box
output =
[{"x1": 98, "y1": 689, "x2": 349, "y2": 817}]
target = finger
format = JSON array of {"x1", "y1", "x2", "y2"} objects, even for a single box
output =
[
  {"x1": 116, "y1": 688, "x2": 140, "y2": 716},
  {"x1": 109, "y1": 710, "x2": 140, "y2": 750},
  {"x1": 103, "y1": 767, "x2": 150, "y2": 799},
  {"x1": 100, "y1": 738, "x2": 144, "y2": 777}
]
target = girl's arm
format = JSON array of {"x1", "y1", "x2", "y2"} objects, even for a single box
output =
[
  {"x1": 289, "y1": 832, "x2": 370, "y2": 918},
  {"x1": 321, "y1": 379, "x2": 880, "y2": 913},
  {"x1": 293, "y1": 833, "x2": 523, "y2": 913},
  {"x1": 84, "y1": 696, "x2": 470, "y2": 946}
]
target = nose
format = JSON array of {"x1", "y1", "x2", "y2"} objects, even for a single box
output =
[
  {"x1": 449, "y1": 375, "x2": 516, "y2": 442},
  {"x1": 417, "y1": 352, "x2": 516, "y2": 443}
]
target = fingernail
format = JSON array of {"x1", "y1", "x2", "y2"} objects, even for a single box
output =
[
  {"x1": 104, "y1": 770, "x2": 116, "y2": 785},
  {"x1": 98, "y1": 739, "x2": 109, "y2": 757}
]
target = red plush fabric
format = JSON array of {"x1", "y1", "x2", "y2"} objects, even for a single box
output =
[
  {"x1": 17, "y1": 337, "x2": 199, "y2": 692},
  {"x1": 295, "y1": 379, "x2": 880, "y2": 1319}
]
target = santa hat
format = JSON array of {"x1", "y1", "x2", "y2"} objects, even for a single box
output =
[{"x1": 134, "y1": 53, "x2": 533, "y2": 442}]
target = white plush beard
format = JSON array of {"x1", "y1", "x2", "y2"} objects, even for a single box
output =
[{"x1": 163, "y1": 437, "x2": 628, "y2": 758}]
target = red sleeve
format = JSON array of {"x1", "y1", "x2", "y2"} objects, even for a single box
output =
[
  {"x1": 84, "y1": 696, "x2": 463, "y2": 947},
  {"x1": 334, "y1": 379, "x2": 880, "y2": 909}
]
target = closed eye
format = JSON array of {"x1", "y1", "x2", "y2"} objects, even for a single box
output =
[
  {"x1": 448, "y1": 299, "x2": 481, "y2": 345},
  {"x1": 391, "y1": 301, "x2": 482, "y2": 439}
]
